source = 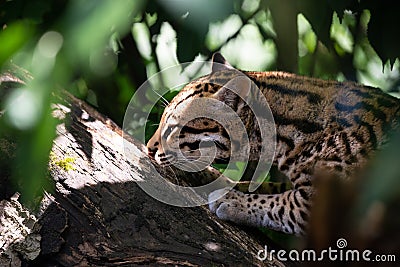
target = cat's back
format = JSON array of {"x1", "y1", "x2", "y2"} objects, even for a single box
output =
[
  {"x1": 242, "y1": 71, "x2": 400, "y2": 174},
  {"x1": 245, "y1": 71, "x2": 400, "y2": 139}
]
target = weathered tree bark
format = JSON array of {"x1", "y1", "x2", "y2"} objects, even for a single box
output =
[{"x1": 0, "y1": 81, "x2": 289, "y2": 266}]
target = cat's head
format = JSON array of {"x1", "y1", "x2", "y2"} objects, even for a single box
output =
[{"x1": 147, "y1": 53, "x2": 252, "y2": 167}]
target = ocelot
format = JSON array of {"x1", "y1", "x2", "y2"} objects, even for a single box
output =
[{"x1": 146, "y1": 53, "x2": 400, "y2": 235}]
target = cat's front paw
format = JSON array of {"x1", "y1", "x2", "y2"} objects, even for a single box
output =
[
  {"x1": 208, "y1": 187, "x2": 231, "y2": 213},
  {"x1": 208, "y1": 188, "x2": 249, "y2": 222}
]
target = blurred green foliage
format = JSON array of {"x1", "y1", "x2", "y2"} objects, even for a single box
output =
[
  {"x1": 0, "y1": 0, "x2": 399, "y2": 211},
  {"x1": 0, "y1": 0, "x2": 144, "y2": 205}
]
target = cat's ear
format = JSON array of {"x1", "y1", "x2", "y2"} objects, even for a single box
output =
[
  {"x1": 212, "y1": 76, "x2": 251, "y2": 108},
  {"x1": 211, "y1": 52, "x2": 233, "y2": 72}
]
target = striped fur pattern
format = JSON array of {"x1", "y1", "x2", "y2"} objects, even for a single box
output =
[{"x1": 147, "y1": 53, "x2": 400, "y2": 235}]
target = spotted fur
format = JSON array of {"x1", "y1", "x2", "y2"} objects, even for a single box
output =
[{"x1": 147, "y1": 53, "x2": 400, "y2": 235}]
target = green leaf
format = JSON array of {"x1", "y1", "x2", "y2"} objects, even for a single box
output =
[
  {"x1": 155, "y1": 0, "x2": 236, "y2": 61},
  {"x1": 297, "y1": 0, "x2": 333, "y2": 48},
  {"x1": 0, "y1": 22, "x2": 34, "y2": 66}
]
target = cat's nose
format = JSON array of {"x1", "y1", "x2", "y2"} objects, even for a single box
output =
[{"x1": 147, "y1": 147, "x2": 157, "y2": 159}]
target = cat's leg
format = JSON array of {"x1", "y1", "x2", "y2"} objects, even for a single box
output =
[
  {"x1": 234, "y1": 181, "x2": 292, "y2": 194},
  {"x1": 208, "y1": 175, "x2": 313, "y2": 235}
]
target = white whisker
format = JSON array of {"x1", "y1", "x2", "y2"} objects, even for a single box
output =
[
  {"x1": 151, "y1": 87, "x2": 170, "y2": 107},
  {"x1": 167, "y1": 165, "x2": 180, "y2": 185}
]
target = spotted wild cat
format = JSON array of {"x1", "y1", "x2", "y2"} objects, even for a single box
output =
[{"x1": 146, "y1": 53, "x2": 400, "y2": 235}]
